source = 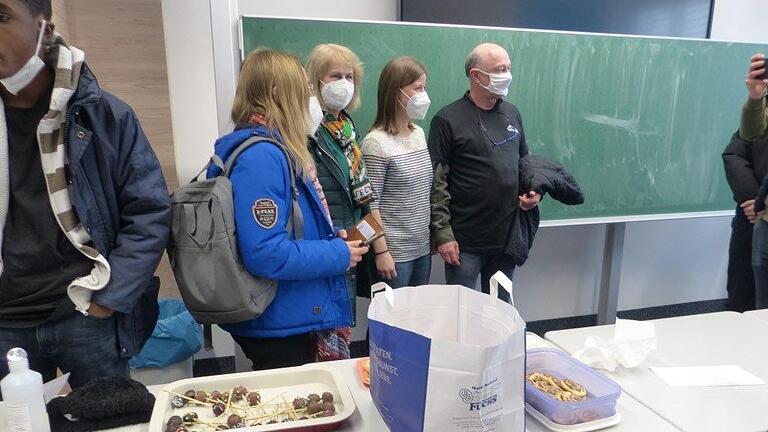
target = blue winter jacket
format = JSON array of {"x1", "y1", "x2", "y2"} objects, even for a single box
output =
[
  {"x1": 207, "y1": 126, "x2": 352, "y2": 338},
  {"x1": 64, "y1": 65, "x2": 171, "y2": 357}
]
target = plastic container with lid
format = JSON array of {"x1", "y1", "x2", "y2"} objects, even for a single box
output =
[
  {"x1": 0, "y1": 347, "x2": 51, "y2": 432},
  {"x1": 525, "y1": 348, "x2": 621, "y2": 426}
]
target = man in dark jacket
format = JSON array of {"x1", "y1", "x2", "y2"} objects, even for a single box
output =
[
  {"x1": 0, "y1": 0, "x2": 170, "y2": 388},
  {"x1": 722, "y1": 132, "x2": 768, "y2": 312},
  {"x1": 739, "y1": 54, "x2": 768, "y2": 310}
]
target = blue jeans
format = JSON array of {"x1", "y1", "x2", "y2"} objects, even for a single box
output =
[
  {"x1": 752, "y1": 218, "x2": 768, "y2": 309},
  {"x1": 0, "y1": 312, "x2": 129, "y2": 389},
  {"x1": 445, "y1": 250, "x2": 515, "y2": 303},
  {"x1": 387, "y1": 254, "x2": 433, "y2": 288}
]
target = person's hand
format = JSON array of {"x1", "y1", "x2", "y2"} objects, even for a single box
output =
[
  {"x1": 518, "y1": 191, "x2": 542, "y2": 211},
  {"x1": 87, "y1": 303, "x2": 114, "y2": 319},
  {"x1": 743, "y1": 199, "x2": 757, "y2": 223},
  {"x1": 438, "y1": 241, "x2": 460, "y2": 266},
  {"x1": 375, "y1": 251, "x2": 397, "y2": 280},
  {"x1": 338, "y1": 229, "x2": 348, "y2": 239},
  {"x1": 346, "y1": 240, "x2": 369, "y2": 270},
  {"x1": 746, "y1": 53, "x2": 768, "y2": 100}
]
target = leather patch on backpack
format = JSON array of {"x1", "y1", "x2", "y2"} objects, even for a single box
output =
[{"x1": 252, "y1": 199, "x2": 278, "y2": 229}]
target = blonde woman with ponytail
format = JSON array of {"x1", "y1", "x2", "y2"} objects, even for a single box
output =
[{"x1": 207, "y1": 48, "x2": 368, "y2": 370}]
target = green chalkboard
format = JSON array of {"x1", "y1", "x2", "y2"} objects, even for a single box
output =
[{"x1": 241, "y1": 17, "x2": 768, "y2": 221}]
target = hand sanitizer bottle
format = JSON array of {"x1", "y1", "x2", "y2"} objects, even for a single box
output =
[{"x1": 1, "y1": 347, "x2": 50, "y2": 432}]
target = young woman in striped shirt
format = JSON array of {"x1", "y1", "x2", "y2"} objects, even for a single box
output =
[{"x1": 362, "y1": 57, "x2": 433, "y2": 288}]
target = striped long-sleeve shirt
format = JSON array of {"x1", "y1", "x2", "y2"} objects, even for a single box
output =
[{"x1": 361, "y1": 126, "x2": 433, "y2": 262}]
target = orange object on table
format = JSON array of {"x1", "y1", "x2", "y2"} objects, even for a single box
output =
[{"x1": 356, "y1": 357, "x2": 370, "y2": 387}]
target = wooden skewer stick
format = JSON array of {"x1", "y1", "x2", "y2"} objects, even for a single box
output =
[
  {"x1": 163, "y1": 390, "x2": 215, "y2": 407},
  {"x1": 224, "y1": 386, "x2": 235, "y2": 414},
  {"x1": 205, "y1": 397, "x2": 249, "y2": 414},
  {"x1": 243, "y1": 405, "x2": 309, "y2": 422},
  {"x1": 241, "y1": 390, "x2": 259, "y2": 419},
  {"x1": 282, "y1": 396, "x2": 299, "y2": 421},
  {"x1": 259, "y1": 391, "x2": 289, "y2": 407},
  {"x1": 191, "y1": 417, "x2": 225, "y2": 428}
]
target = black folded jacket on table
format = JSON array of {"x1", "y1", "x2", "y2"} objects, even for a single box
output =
[{"x1": 47, "y1": 377, "x2": 155, "y2": 432}]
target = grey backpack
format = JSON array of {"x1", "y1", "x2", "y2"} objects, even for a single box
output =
[{"x1": 168, "y1": 136, "x2": 304, "y2": 331}]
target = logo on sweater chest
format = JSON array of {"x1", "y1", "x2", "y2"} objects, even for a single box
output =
[{"x1": 252, "y1": 199, "x2": 278, "y2": 229}]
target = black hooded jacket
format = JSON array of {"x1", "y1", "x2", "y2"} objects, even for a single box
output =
[{"x1": 506, "y1": 155, "x2": 584, "y2": 265}]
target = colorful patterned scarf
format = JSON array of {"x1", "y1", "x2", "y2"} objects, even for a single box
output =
[
  {"x1": 305, "y1": 163, "x2": 331, "y2": 226},
  {"x1": 314, "y1": 327, "x2": 352, "y2": 362},
  {"x1": 0, "y1": 35, "x2": 111, "y2": 314},
  {"x1": 322, "y1": 112, "x2": 374, "y2": 207}
]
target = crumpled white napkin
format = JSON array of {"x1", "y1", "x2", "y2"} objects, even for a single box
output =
[
  {"x1": 43, "y1": 372, "x2": 70, "y2": 403},
  {"x1": 572, "y1": 318, "x2": 656, "y2": 372}
]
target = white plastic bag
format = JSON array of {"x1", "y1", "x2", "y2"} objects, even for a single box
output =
[{"x1": 368, "y1": 272, "x2": 526, "y2": 432}]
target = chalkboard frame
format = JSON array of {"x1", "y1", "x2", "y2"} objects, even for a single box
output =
[{"x1": 399, "y1": 0, "x2": 716, "y2": 39}]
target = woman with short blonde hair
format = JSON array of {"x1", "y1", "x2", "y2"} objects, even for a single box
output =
[
  {"x1": 362, "y1": 56, "x2": 433, "y2": 288},
  {"x1": 306, "y1": 43, "x2": 364, "y2": 113},
  {"x1": 306, "y1": 44, "x2": 378, "y2": 308},
  {"x1": 208, "y1": 48, "x2": 368, "y2": 370}
]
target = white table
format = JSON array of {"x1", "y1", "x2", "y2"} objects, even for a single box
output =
[
  {"x1": 1, "y1": 334, "x2": 678, "y2": 431},
  {"x1": 545, "y1": 311, "x2": 768, "y2": 432},
  {"x1": 744, "y1": 308, "x2": 768, "y2": 323}
]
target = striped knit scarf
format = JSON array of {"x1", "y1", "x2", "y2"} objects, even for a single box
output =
[
  {"x1": 321, "y1": 112, "x2": 375, "y2": 208},
  {"x1": 0, "y1": 35, "x2": 111, "y2": 314}
]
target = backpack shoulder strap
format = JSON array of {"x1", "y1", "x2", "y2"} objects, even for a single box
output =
[
  {"x1": 188, "y1": 153, "x2": 226, "y2": 185},
  {"x1": 203, "y1": 324, "x2": 214, "y2": 351},
  {"x1": 222, "y1": 136, "x2": 304, "y2": 240}
]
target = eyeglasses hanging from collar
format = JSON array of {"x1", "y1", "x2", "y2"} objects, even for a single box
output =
[{"x1": 475, "y1": 107, "x2": 520, "y2": 148}]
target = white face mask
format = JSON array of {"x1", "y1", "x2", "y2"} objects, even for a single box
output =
[
  {"x1": 1, "y1": 20, "x2": 47, "y2": 96},
  {"x1": 399, "y1": 89, "x2": 431, "y2": 120},
  {"x1": 306, "y1": 96, "x2": 324, "y2": 136},
  {"x1": 475, "y1": 69, "x2": 512, "y2": 97},
  {"x1": 320, "y1": 79, "x2": 354, "y2": 112}
]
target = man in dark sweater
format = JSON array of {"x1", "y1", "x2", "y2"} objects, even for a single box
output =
[
  {"x1": 428, "y1": 43, "x2": 540, "y2": 301},
  {"x1": 0, "y1": 0, "x2": 170, "y2": 388}
]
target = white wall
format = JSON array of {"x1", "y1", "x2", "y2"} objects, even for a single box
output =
[
  {"x1": 161, "y1": 0, "x2": 220, "y2": 184},
  {"x1": 163, "y1": 0, "x2": 761, "y2": 353},
  {"x1": 710, "y1": 0, "x2": 768, "y2": 43},
  {"x1": 237, "y1": 0, "x2": 397, "y2": 21},
  {"x1": 352, "y1": 216, "x2": 731, "y2": 338}
]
